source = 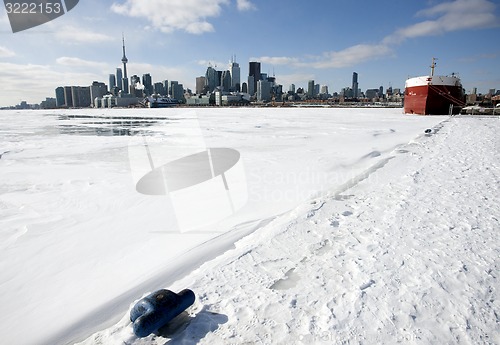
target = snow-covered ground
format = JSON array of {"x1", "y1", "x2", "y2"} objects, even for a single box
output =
[{"x1": 1, "y1": 109, "x2": 497, "y2": 344}]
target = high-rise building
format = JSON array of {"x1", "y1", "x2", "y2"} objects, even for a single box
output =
[
  {"x1": 352, "y1": 72, "x2": 359, "y2": 98},
  {"x1": 257, "y1": 79, "x2": 272, "y2": 102},
  {"x1": 153, "y1": 82, "x2": 165, "y2": 95},
  {"x1": 221, "y1": 70, "x2": 231, "y2": 92},
  {"x1": 320, "y1": 85, "x2": 329, "y2": 95},
  {"x1": 229, "y1": 57, "x2": 240, "y2": 92},
  {"x1": 142, "y1": 73, "x2": 153, "y2": 96},
  {"x1": 205, "y1": 66, "x2": 218, "y2": 92},
  {"x1": 163, "y1": 80, "x2": 169, "y2": 95},
  {"x1": 63, "y1": 86, "x2": 73, "y2": 107},
  {"x1": 241, "y1": 82, "x2": 248, "y2": 94},
  {"x1": 121, "y1": 34, "x2": 129, "y2": 93},
  {"x1": 71, "y1": 86, "x2": 91, "y2": 107},
  {"x1": 196, "y1": 76, "x2": 206, "y2": 94},
  {"x1": 307, "y1": 80, "x2": 315, "y2": 98},
  {"x1": 116, "y1": 68, "x2": 123, "y2": 91},
  {"x1": 55, "y1": 87, "x2": 65, "y2": 107},
  {"x1": 247, "y1": 76, "x2": 255, "y2": 96},
  {"x1": 90, "y1": 81, "x2": 107, "y2": 104},
  {"x1": 249, "y1": 62, "x2": 261, "y2": 95},
  {"x1": 109, "y1": 74, "x2": 116, "y2": 90},
  {"x1": 289, "y1": 84, "x2": 296, "y2": 93}
]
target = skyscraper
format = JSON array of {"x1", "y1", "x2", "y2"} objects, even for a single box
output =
[
  {"x1": 249, "y1": 62, "x2": 261, "y2": 95},
  {"x1": 109, "y1": 74, "x2": 116, "y2": 90},
  {"x1": 229, "y1": 57, "x2": 240, "y2": 92},
  {"x1": 116, "y1": 68, "x2": 123, "y2": 91},
  {"x1": 307, "y1": 80, "x2": 315, "y2": 98},
  {"x1": 221, "y1": 70, "x2": 231, "y2": 92},
  {"x1": 352, "y1": 72, "x2": 359, "y2": 99},
  {"x1": 205, "y1": 66, "x2": 218, "y2": 93},
  {"x1": 196, "y1": 76, "x2": 206, "y2": 94},
  {"x1": 142, "y1": 73, "x2": 153, "y2": 96},
  {"x1": 121, "y1": 34, "x2": 129, "y2": 93},
  {"x1": 55, "y1": 87, "x2": 65, "y2": 107}
]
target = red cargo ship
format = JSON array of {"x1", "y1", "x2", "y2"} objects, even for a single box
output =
[{"x1": 404, "y1": 58, "x2": 465, "y2": 115}]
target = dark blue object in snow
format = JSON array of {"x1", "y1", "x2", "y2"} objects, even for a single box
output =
[{"x1": 130, "y1": 289, "x2": 195, "y2": 338}]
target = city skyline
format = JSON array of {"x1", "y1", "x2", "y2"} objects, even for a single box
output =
[{"x1": 0, "y1": 0, "x2": 499, "y2": 107}]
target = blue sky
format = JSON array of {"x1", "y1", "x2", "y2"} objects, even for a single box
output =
[{"x1": 0, "y1": 0, "x2": 499, "y2": 106}]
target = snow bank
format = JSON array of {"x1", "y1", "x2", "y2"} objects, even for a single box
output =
[{"x1": 78, "y1": 115, "x2": 499, "y2": 344}]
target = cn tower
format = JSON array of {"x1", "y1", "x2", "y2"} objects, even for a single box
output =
[{"x1": 121, "y1": 34, "x2": 129, "y2": 93}]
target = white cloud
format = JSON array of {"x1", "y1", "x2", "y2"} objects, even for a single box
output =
[
  {"x1": 252, "y1": 56, "x2": 300, "y2": 66},
  {"x1": 311, "y1": 44, "x2": 393, "y2": 69},
  {"x1": 56, "y1": 57, "x2": 108, "y2": 69},
  {"x1": 55, "y1": 26, "x2": 114, "y2": 44},
  {"x1": 236, "y1": 0, "x2": 256, "y2": 11},
  {"x1": 111, "y1": 0, "x2": 230, "y2": 34},
  {"x1": 385, "y1": 0, "x2": 499, "y2": 44},
  {"x1": 0, "y1": 46, "x2": 16, "y2": 58}
]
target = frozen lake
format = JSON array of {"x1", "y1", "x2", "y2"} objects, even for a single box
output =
[{"x1": 0, "y1": 107, "x2": 446, "y2": 345}]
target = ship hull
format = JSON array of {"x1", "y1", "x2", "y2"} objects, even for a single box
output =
[{"x1": 404, "y1": 76, "x2": 465, "y2": 115}]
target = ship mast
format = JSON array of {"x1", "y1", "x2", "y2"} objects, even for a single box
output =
[{"x1": 430, "y1": 57, "x2": 437, "y2": 77}]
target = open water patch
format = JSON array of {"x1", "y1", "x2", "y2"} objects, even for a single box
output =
[{"x1": 54, "y1": 114, "x2": 175, "y2": 137}]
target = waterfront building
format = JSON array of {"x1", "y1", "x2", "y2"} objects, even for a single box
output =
[
  {"x1": 55, "y1": 87, "x2": 65, "y2": 107},
  {"x1": 63, "y1": 86, "x2": 73, "y2": 107},
  {"x1": 154, "y1": 82, "x2": 165, "y2": 96},
  {"x1": 90, "y1": 81, "x2": 107, "y2": 106},
  {"x1": 71, "y1": 86, "x2": 91, "y2": 107}
]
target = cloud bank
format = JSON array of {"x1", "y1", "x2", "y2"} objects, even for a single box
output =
[{"x1": 111, "y1": 0, "x2": 255, "y2": 34}]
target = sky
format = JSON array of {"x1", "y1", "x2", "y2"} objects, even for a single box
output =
[{"x1": 0, "y1": 0, "x2": 499, "y2": 107}]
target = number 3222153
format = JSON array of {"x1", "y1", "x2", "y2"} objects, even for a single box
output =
[{"x1": 5, "y1": 2, "x2": 62, "y2": 14}]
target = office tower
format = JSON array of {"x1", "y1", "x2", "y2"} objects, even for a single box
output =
[
  {"x1": 229, "y1": 57, "x2": 240, "y2": 92},
  {"x1": 109, "y1": 74, "x2": 116, "y2": 90},
  {"x1": 163, "y1": 80, "x2": 169, "y2": 95},
  {"x1": 55, "y1": 87, "x2": 65, "y2": 107},
  {"x1": 90, "y1": 81, "x2": 107, "y2": 103},
  {"x1": 116, "y1": 68, "x2": 123, "y2": 91},
  {"x1": 352, "y1": 72, "x2": 358, "y2": 98},
  {"x1": 379, "y1": 86, "x2": 384, "y2": 98},
  {"x1": 154, "y1": 82, "x2": 165, "y2": 95},
  {"x1": 205, "y1": 66, "x2": 218, "y2": 93},
  {"x1": 196, "y1": 76, "x2": 206, "y2": 94},
  {"x1": 121, "y1": 34, "x2": 129, "y2": 93},
  {"x1": 241, "y1": 82, "x2": 248, "y2": 93},
  {"x1": 307, "y1": 80, "x2": 315, "y2": 98},
  {"x1": 71, "y1": 86, "x2": 91, "y2": 107},
  {"x1": 249, "y1": 62, "x2": 261, "y2": 95},
  {"x1": 257, "y1": 79, "x2": 272, "y2": 102},
  {"x1": 221, "y1": 70, "x2": 231, "y2": 92},
  {"x1": 247, "y1": 76, "x2": 255, "y2": 96},
  {"x1": 320, "y1": 85, "x2": 329, "y2": 95},
  {"x1": 142, "y1": 73, "x2": 153, "y2": 96},
  {"x1": 289, "y1": 84, "x2": 296, "y2": 93},
  {"x1": 63, "y1": 86, "x2": 73, "y2": 107}
]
